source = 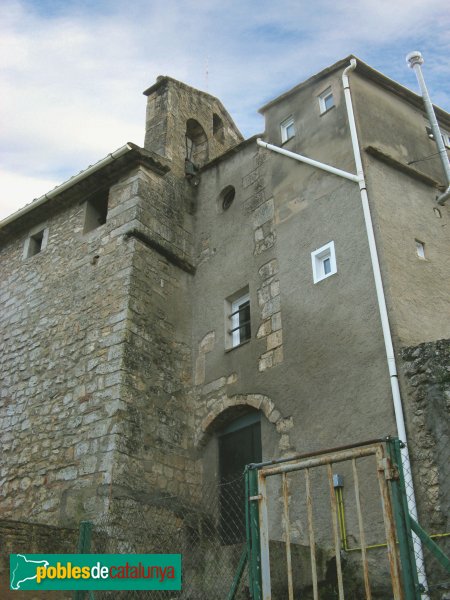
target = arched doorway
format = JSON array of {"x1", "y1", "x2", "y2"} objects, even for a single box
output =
[{"x1": 218, "y1": 411, "x2": 262, "y2": 543}]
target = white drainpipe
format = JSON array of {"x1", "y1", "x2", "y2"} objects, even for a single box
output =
[
  {"x1": 257, "y1": 58, "x2": 429, "y2": 596},
  {"x1": 342, "y1": 58, "x2": 428, "y2": 597}
]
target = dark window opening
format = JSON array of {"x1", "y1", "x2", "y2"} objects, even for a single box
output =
[
  {"x1": 213, "y1": 113, "x2": 225, "y2": 143},
  {"x1": 219, "y1": 415, "x2": 262, "y2": 544},
  {"x1": 28, "y1": 229, "x2": 45, "y2": 257},
  {"x1": 185, "y1": 118, "x2": 208, "y2": 167},
  {"x1": 84, "y1": 191, "x2": 109, "y2": 233},
  {"x1": 220, "y1": 185, "x2": 235, "y2": 211}
]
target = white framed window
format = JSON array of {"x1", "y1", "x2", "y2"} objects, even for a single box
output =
[
  {"x1": 226, "y1": 289, "x2": 251, "y2": 348},
  {"x1": 319, "y1": 87, "x2": 334, "y2": 114},
  {"x1": 415, "y1": 239, "x2": 426, "y2": 259},
  {"x1": 23, "y1": 226, "x2": 49, "y2": 259},
  {"x1": 311, "y1": 241, "x2": 337, "y2": 283},
  {"x1": 280, "y1": 116, "x2": 295, "y2": 143}
]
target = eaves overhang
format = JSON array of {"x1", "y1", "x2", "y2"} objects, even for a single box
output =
[
  {"x1": 0, "y1": 143, "x2": 171, "y2": 240},
  {"x1": 259, "y1": 55, "x2": 450, "y2": 128}
]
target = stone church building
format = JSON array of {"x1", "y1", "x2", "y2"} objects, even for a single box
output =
[{"x1": 0, "y1": 55, "x2": 449, "y2": 595}]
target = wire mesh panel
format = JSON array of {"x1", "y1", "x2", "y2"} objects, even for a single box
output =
[
  {"x1": 89, "y1": 476, "x2": 251, "y2": 600},
  {"x1": 397, "y1": 444, "x2": 450, "y2": 600}
]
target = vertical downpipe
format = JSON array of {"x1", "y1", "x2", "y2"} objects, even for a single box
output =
[{"x1": 342, "y1": 59, "x2": 429, "y2": 597}]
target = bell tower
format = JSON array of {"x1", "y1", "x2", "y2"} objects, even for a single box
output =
[{"x1": 143, "y1": 76, "x2": 243, "y2": 177}]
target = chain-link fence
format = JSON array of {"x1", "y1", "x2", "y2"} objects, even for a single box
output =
[
  {"x1": 401, "y1": 445, "x2": 450, "y2": 600},
  {"x1": 89, "y1": 475, "x2": 250, "y2": 599}
]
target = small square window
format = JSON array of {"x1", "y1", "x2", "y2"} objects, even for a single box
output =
[
  {"x1": 84, "y1": 190, "x2": 109, "y2": 234},
  {"x1": 415, "y1": 240, "x2": 425, "y2": 259},
  {"x1": 319, "y1": 88, "x2": 334, "y2": 114},
  {"x1": 23, "y1": 227, "x2": 49, "y2": 259},
  {"x1": 226, "y1": 289, "x2": 251, "y2": 348},
  {"x1": 311, "y1": 241, "x2": 337, "y2": 283},
  {"x1": 280, "y1": 116, "x2": 295, "y2": 143}
]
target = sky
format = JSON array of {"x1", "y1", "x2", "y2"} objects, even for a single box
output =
[{"x1": 1, "y1": 0, "x2": 449, "y2": 221}]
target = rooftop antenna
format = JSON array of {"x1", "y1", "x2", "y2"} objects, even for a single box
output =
[{"x1": 406, "y1": 51, "x2": 450, "y2": 204}]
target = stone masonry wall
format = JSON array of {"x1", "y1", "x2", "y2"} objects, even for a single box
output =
[
  {"x1": 0, "y1": 170, "x2": 143, "y2": 526},
  {"x1": 0, "y1": 519, "x2": 78, "y2": 600},
  {"x1": 101, "y1": 167, "x2": 200, "y2": 532},
  {"x1": 144, "y1": 77, "x2": 242, "y2": 178},
  {"x1": 400, "y1": 338, "x2": 450, "y2": 532}
]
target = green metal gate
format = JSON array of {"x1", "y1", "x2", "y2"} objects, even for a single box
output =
[{"x1": 241, "y1": 437, "x2": 450, "y2": 600}]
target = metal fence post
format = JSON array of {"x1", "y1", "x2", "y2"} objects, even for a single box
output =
[
  {"x1": 386, "y1": 438, "x2": 421, "y2": 600},
  {"x1": 73, "y1": 521, "x2": 93, "y2": 600},
  {"x1": 246, "y1": 467, "x2": 262, "y2": 600}
]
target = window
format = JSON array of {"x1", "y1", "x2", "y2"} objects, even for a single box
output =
[
  {"x1": 319, "y1": 87, "x2": 334, "y2": 114},
  {"x1": 311, "y1": 241, "x2": 337, "y2": 283},
  {"x1": 415, "y1": 239, "x2": 426, "y2": 259},
  {"x1": 213, "y1": 113, "x2": 225, "y2": 143},
  {"x1": 226, "y1": 289, "x2": 251, "y2": 348},
  {"x1": 23, "y1": 226, "x2": 48, "y2": 259},
  {"x1": 218, "y1": 412, "x2": 261, "y2": 543},
  {"x1": 219, "y1": 185, "x2": 235, "y2": 211},
  {"x1": 185, "y1": 118, "x2": 208, "y2": 166},
  {"x1": 425, "y1": 125, "x2": 450, "y2": 149},
  {"x1": 84, "y1": 191, "x2": 109, "y2": 233},
  {"x1": 280, "y1": 116, "x2": 295, "y2": 143}
]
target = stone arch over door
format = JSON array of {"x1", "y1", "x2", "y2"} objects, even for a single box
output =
[{"x1": 195, "y1": 393, "x2": 294, "y2": 456}]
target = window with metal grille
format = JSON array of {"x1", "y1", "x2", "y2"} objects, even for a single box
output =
[{"x1": 228, "y1": 292, "x2": 251, "y2": 348}]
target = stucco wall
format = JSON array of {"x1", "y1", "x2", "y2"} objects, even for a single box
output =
[{"x1": 351, "y1": 72, "x2": 450, "y2": 346}]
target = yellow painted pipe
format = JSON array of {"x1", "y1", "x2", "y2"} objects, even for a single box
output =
[{"x1": 335, "y1": 485, "x2": 450, "y2": 552}]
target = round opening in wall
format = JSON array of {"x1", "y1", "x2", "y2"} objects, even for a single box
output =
[{"x1": 220, "y1": 186, "x2": 235, "y2": 211}]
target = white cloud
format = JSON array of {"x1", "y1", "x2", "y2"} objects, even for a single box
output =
[
  {"x1": 0, "y1": 169, "x2": 60, "y2": 221},
  {"x1": 0, "y1": 0, "x2": 448, "y2": 221}
]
